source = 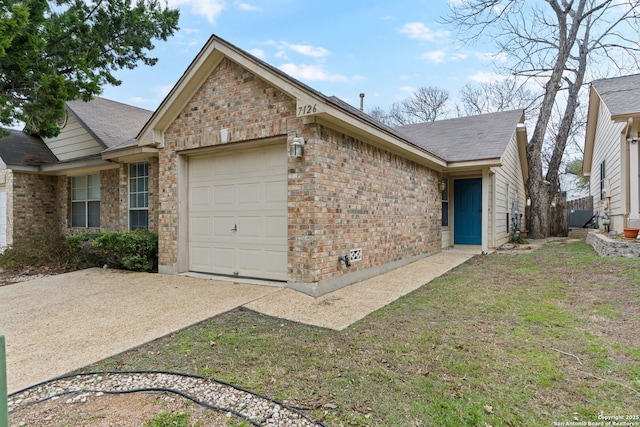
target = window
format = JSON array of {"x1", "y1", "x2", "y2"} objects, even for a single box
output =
[
  {"x1": 600, "y1": 161, "x2": 606, "y2": 201},
  {"x1": 71, "y1": 174, "x2": 100, "y2": 227},
  {"x1": 129, "y1": 162, "x2": 149, "y2": 230},
  {"x1": 441, "y1": 177, "x2": 449, "y2": 227}
]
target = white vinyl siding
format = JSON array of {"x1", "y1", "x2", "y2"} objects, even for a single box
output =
[
  {"x1": 590, "y1": 101, "x2": 624, "y2": 216},
  {"x1": 42, "y1": 114, "x2": 103, "y2": 161},
  {"x1": 494, "y1": 132, "x2": 527, "y2": 246}
]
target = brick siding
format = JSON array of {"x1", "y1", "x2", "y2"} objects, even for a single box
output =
[
  {"x1": 289, "y1": 124, "x2": 441, "y2": 283},
  {"x1": 158, "y1": 57, "x2": 442, "y2": 284},
  {"x1": 11, "y1": 172, "x2": 59, "y2": 240}
]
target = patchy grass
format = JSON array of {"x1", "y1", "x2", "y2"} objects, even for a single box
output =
[{"x1": 86, "y1": 240, "x2": 640, "y2": 426}]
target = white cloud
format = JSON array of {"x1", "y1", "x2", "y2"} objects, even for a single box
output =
[
  {"x1": 468, "y1": 71, "x2": 505, "y2": 84},
  {"x1": 279, "y1": 63, "x2": 348, "y2": 82},
  {"x1": 400, "y1": 22, "x2": 449, "y2": 41},
  {"x1": 422, "y1": 49, "x2": 467, "y2": 64},
  {"x1": 422, "y1": 50, "x2": 447, "y2": 64},
  {"x1": 400, "y1": 86, "x2": 415, "y2": 93},
  {"x1": 277, "y1": 42, "x2": 331, "y2": 58},
  {"x1": 236, "y1": 2, "x2": 260, "y2": 11},
  {"x1": 166, "y1": 0, "x2": 225, "y2": 24}
]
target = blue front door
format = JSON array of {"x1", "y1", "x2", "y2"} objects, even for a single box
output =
[{"x1": 454, "y1": 178, "x2": 482, "y2": 245}]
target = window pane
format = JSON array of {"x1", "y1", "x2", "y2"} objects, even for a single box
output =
[
  {"x1": 71, "y1": 176, "x2": 86, "y2": 201},
  {"x1": 87, "y1": 174, "x2": 100, "y2": 200},
  {"x1": 72, "y1": 202, "x2": 86, "y2": 227},
  {"x1": 130, "y1": 210, "x2": 149, "y2": 230},
  {"x1": 88, "y1": 201, "x2": 100, "y2": 227},
  {"x1": 442, "y1": 202, "x2": 449, "y2": 227},
  {"x1": 138, "y1": 193, "x2": 147, "y2": 208}
]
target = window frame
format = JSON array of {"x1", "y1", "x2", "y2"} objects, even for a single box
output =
[
  {"x1": 129, "y1": 162, "x2": 149, "y2": 230},
  {"x1": 441, "y1": 177, "x2": 449, "y2": 227},
  {"x1": 599, "y1": 160, "x2": 606, "y2": 201},
  {"x1": 71, "y1": 173, "x2": 101, "y2": 228}
]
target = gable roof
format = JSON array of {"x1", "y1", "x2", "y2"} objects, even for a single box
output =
[
  {"x1": 137, "y1": 34, "x2": 446, "y2": 170},
  {"x1": 583, "y1": 73, "x2": 640, "y2": 175},
  {"x1": 67, "y1": 97, "x2": 153, "y2": 150},
  {"x1": 394, "y1": 109, "x2": 525, "y2": 162},
  {"x1": 0, "y1": 128, "x2": 58, "y2": 169},
  {"x1": 591, "y1": 73, "x2": 640, "y2": 119}
]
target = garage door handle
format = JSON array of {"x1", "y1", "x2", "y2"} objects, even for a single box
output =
[{"x1": 231, "y1": 224, "x2": 237, "y2": 232}]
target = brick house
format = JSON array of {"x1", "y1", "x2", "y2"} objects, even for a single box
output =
[{"x1": 0, "y1": 35, "x2": 528, "y2": 296}]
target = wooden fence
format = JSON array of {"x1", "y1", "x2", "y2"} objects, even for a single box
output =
[{"x1": 550, "y1": 193, "x2": 594, "y2": 237}]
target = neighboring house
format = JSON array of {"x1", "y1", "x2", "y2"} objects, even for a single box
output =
[
  {"x1": 0, "y1": 97, "x2": 154, "y2": 250},
  {"x1": 0, "y1": 35, "x2": 529, "y2": 296},
  {"x1": 584, "y1": 73, "x2": 640, "y2": 232},
  {"x1": 560, "y1": 173, "x2": 590, "y2": 201}
]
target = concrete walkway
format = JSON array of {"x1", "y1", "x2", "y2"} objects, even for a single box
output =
[{"x1": 0, "y1": 251, "x2": 473, "y2": 394}]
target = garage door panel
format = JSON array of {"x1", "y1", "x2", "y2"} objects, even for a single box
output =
[
  {"x1": 190, "y1": 216, "x2": 211, "y2": 240},
  {"x1": 213, "y1": 217, "x2": 236, "y2": 238},
  {"x1": 264, "y1": 251, "x2": 287, "y2": 273},
  {"x1": 190, "y1": 186, "x2": 211, "y2": 209},
  {"x1": 188, "y1": 144, "x2": 287, "y2": 280},
  {"x1": 238, "y1": 249, "x2": 261, "y2": 272},
  {"x1": 213, "y1": 184, "x2": 234, "y2": 206},
  {"x1": 264, "y1": 216, "x2": 287, "y2": 239},
  {"x1": 212, "y1": 248, "x2": 235, "y2": 273},
  {"x1": 238, "y1": 216, "x2": 262, "y2": 238},
  {"x1": 265, "y1": 180, "x2": 287, "y2": 204},
  {"x1": 190, "y1": 246, "x2": 212, "y2": 270},
  {"x1": 238, "y1": 182, "x2": 261, "y2": 206},
  {"x1": 190, "y1": 156, "x2": 213, "y2": 180}
]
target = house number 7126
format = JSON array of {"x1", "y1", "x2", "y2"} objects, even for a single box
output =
[{"x1": 297, "y1": 104, "x2": 317, "y2": 116}]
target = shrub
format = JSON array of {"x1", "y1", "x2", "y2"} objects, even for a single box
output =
[
  {"x1": 0, "y1": 232, "x2": 83, "y2": 271},
  {"x1": 92, "y1": 230, "x2": 158, "y2": 272}
]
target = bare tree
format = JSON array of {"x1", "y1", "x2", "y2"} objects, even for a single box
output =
[
  {"x1": 457, "y1": 77, "x2": 539, "y2": 116},
  {"x1": 369, "y1": 86, "x2": 450, "y2": 126},
  {"x1": 446, "y1": 0, "x2": 640, "y2": 238},
  {"x1": 403, "y1": 86, "x2": 450, "y2": 123}
]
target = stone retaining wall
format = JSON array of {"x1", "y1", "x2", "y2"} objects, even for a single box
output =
[{"x1": 586, "y1": 231, "x2": 640, "y2": 257}]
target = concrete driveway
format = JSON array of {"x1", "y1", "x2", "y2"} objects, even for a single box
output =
[{"x1": 1, "y1": 251, "x2": 473, "y2": 394}]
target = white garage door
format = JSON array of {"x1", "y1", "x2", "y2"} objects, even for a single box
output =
[{"x1": 188, "y1": 144, "x2": 288, "y2": 281}]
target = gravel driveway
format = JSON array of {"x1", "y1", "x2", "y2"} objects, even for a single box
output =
[
  {"x1": 0, "y1": 268, "x2": 279, "y2": 393},
  {"x1": 1, "y1": 250, "x2": 473, "y2": 394}
]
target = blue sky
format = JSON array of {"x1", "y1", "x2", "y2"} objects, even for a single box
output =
[{"x1": 101, "y1": 0, "x2": 502, "y2": 115}]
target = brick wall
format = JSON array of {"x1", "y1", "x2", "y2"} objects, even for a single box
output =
[
  {"x1": 158, "y1": 57, "x2": 441, "y2": 286},
  {"x1": 289, "y1": 125, "x2": 441, "y2": 283},
  {"x1": 101, "y1": 167, "x2": 121, "y2": 230},
  {"x1": 11, "y1": 172, "x2": 59, "y2": 240}
]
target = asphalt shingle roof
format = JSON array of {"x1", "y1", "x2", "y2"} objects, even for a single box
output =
[
  {"x1": 66, "y1": 97, "x2": 153, "y2": 150},
  {"x1": 0, "y1": 128, "x2": 58, "y2": 166},
  {"x1": 592, "y1": 73, "x2": 640, "y2": 117},
  {"x1": 394, "y1": 109, "x2": 524, "y2": 162}
]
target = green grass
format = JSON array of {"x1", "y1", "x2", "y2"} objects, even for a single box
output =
[
  {"x1": 86, "y1": 240, "x2": 640, "y2": 426},
  {"x1": 143, "y1": 411, "x2": 190, "y2": 427}
]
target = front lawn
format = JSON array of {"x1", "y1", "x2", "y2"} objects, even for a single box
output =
[{"x1": 87, "y1": 240, "x2": 640, "y2": 426}]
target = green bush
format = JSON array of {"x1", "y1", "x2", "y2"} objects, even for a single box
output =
[{"x1": 92, "y1": 230, "x2": 158, "y2": 272}]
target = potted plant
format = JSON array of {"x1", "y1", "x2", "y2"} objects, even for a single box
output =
[{"x1": 623, "y1": 227, "x2": 640, "y2": 239}]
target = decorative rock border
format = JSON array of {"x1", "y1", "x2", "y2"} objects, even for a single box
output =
[
  {"x1": 586, "y1": 231, "x2": 640, "y2": 258},
  {"x1": 9, "y1": 371, "x2": 327, "y2": 427}
]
